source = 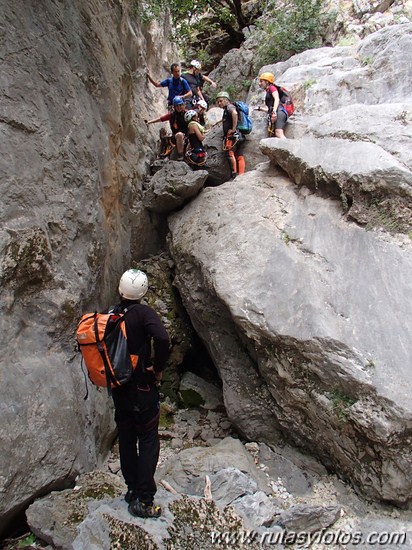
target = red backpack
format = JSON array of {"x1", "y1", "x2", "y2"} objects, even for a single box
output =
[{"x1": 275, "y1": 85, "x2": 295, "y2": 116}]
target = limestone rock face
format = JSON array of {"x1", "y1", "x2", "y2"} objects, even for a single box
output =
[
  {"x1": 251, "y1": 25, "x2": 412, "y2": 234},
  {"x1": 167, "y1": 164, "x2": 412, "y2": 504},
  {"x1": 142, "y1": 161, "x2": 208, "y2": 213},
  {"x1": 166, "y1": 22, "x2": 412, "y2": 508},
  {"x1": 0, "y1": 0, "x2": 173, "y2": 534}
]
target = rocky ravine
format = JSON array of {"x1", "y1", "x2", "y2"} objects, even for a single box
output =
[
  {"x1": 168, "y1": 24, "x2": 412, "y2": 506},
  {"x1": 23, "y1": 400, "x2": 412, "y2": 549},
  {"x1": 1, "y1": 2, "x2": 412, "y2": 545}
]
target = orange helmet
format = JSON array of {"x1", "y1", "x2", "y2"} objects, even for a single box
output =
[{"x1": 259, "y1": 72, "x2": 275, "y2": 84}]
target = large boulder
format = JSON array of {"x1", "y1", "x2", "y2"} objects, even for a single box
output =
[
  {"x1": 142, "y1": 161, "x2": 208, "y2": 213},
  {"x1": 168, "y1": 23, "x2": 412, "y2": 508},
  {"x1": 260, "y1": 132, "x2": 412, "y2": 232},
  {"x1": 167, "y1": 163, "x2": 412, "y2": 505}
]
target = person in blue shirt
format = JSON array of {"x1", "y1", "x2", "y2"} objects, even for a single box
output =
[{"x1": 146, "y1": 63, "x2": 192, "y2": 109}]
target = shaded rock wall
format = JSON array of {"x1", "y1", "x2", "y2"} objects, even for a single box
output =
[{"x1": 0, "y1": 0, "x2": 172, "y2": 535}]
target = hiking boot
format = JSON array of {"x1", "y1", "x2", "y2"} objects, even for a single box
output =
[
  {"x1": 128, "y1": 499, "x2": 161, "y2": 519},
  {"x1": 125, "y1": 488, "x2": 139, "y2": 503}
]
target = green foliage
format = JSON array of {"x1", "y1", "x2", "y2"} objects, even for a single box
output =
[
  {"x1": 337, "y1": 35, "x2": 358, "y2": 46},
  {"x1": 196, "y1": 49, "x2": 213, "y2": 69},
  {"x1": 329, "y1": 388, "x2": 356, "y2": 422},
  {"x1": 127, "y1": 0, "x2": 245, "y2": 46},
  {"x1": 226, "y1": 84, "x2": 237, "y2": 99},
  {"x1": 179, "y1": 388, "x2": 205, "y2": 408},
  {"x1": 365, "y1": 358, "x2": 376, "y2": 369},
  {"x1": 159, "y1": 403, "x2": 175, "y2": 428},
  {"x1": 281, "y1": 230, "x2": 291, "y2": 244},
  {"x1": 18, "y1": 534, "x2": 37, "y2": 548},
  {"x1": 303, "y1": 78, "x2": 317, "y2": 90},
  {"x1": 256, "y1": 0, "x2": 336, "y2": 66},
  {"x1": 359, "y1": 55, "x2": 374, "y2": 66}
]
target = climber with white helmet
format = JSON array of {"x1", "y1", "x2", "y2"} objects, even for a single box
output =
[
  {"x1": 194, "y1": 60, "x2": 217, "y2": 105},
  {"x1": 194, "y1": 98, "x2": 208, "y2": 126},
  {"x1": 111, "y1": 268, "x2": 170, "y2": 519},
  {"x1": 184, "y1": 110, "x2": 207, "y2": 167},
  {"x1": 182, "y1": 60, "x2": 205, "y2": 108}
]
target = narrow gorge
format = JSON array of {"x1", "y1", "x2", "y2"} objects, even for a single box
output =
[{"x1": 1, "y1": 0, "x2": 411, "y2": 547}]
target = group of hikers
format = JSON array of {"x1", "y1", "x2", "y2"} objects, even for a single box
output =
[
  {"x1": 144, "y1": 61, "x2": 292, "y2": 179},
  {"x1": 99, "y1": 66, "x2": 294, "y2": 522}
]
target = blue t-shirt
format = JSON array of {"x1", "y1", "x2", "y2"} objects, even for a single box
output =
[{"x1": 160, "y1": 76, "x2": 191, "y2": 105}]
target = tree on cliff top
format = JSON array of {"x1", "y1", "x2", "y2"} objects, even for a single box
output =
[{"x1": 131, "y1": 0, "x2": 259, "y2": 47}]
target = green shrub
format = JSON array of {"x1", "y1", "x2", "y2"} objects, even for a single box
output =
[{"x1": 256, "y1": 0, "x2": 337, "y2": 66}]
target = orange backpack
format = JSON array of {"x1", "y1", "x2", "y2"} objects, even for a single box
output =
[{"x1": 76, "y1": 307, "x2": 139, "y2": 392}]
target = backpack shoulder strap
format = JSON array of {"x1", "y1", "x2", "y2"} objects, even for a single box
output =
[{"x1": 122, "y1": 303, "x2": 139, "y2": 314}]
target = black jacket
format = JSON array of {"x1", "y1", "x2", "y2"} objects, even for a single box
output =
[{"x1": 113, "y1": 300, "x2": 170, "y2": 385}]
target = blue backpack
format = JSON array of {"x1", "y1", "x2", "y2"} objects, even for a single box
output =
[{"x1": 234, "y1": 101, "x2": 253, "y2": 135}]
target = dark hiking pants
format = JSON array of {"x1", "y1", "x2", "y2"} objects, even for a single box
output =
[{"x1": 113, "y1": 383, "x2": 160, "y2": 504}]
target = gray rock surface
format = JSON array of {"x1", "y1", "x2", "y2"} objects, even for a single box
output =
[
  {"x1": 276, "y1": 504, "x2": 342, "y2": 532},
  {"x1": 26, "y1": 471, "x2": 267, "y2": 550},
  {"x1": 260, "y1": 135, "x2": 412, "y2": 231},
  {"x1": 258, "y1": 443, "x2": 324, "y2": 496},
  {"x1": 179, "y1": 371, "x2": 224, "y2": 410},
  {"x1": 142, "y1": 161, "x2": 208, "y2": 213},
  {"x1": 156, "y1": 437, "x2": 270, "y2": 496},
  {"x1": 25, "y1": 430, "x2": 412, "y2": 549},
  {"x1": 26, "y1": 471, "x2": 126, "y2": 549},
  {"x1": 0, "y1": 0, "x2": 173, "y2": 535},
  {"x1": 165, "y1": 24, "x2": 412, "y2": 506},
  {"x1": 167, "y1": 163, "x2": 412, "y2": 504}
]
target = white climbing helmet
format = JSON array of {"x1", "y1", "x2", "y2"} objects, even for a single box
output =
[
  {"x1": 118, "y1": 269, "x2": 148, "y2": 300},
  {"x1": 197, "y1": 99, "x2": 207, "y2": 110},
  {"x1": 190, "y1": 60, "x2": 201, "y2": 70},
  {"x1": 184, "y1": 110, "x2": 198, "y2": 123}
]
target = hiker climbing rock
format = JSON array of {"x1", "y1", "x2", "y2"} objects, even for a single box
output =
[
  {"x1": 216, "y1": 91, "x2": 246, "y2": 179},
  {"x1": 194, "y1": 98, "x2": 208, "y2": 126},
  {"x1": 257, "y1": 72, "x2": 294, "y2": 139},
  {"x1": 185, "y1": 110, "x2": 207, "y2": 167},
  {"x1": 146, "y1": 63, "x2": 192, "y2": 110},
  {"x1": 182, "y1": 60, "x2": 205, "y2": 108},
  {"x1": 146, "y1": 96, "x2": 189, "y2": 161}
]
